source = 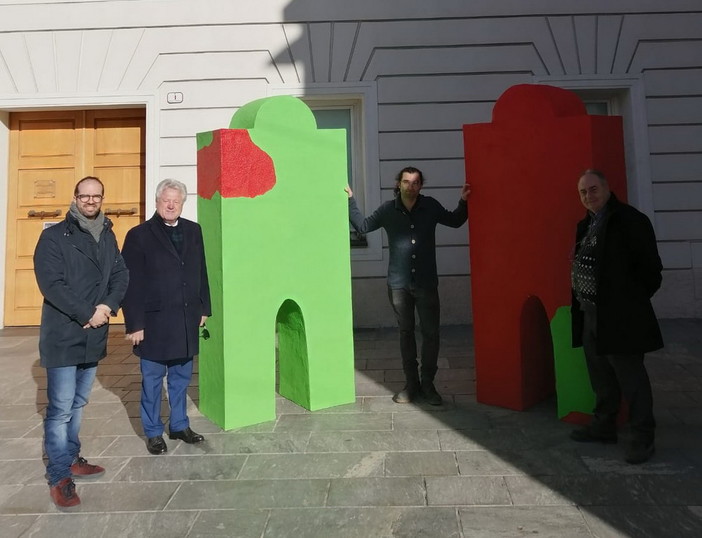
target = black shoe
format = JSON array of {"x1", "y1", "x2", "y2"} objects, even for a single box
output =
[
  {"x1": 625, "y1": 440, "x2": 655, "y2": 464},
  {"x1": 421, "y1": 380, "x2": 443, "y2": 406},
  {"x1": 169, "y1": 427, "x2": 204, "y2": 444},
  {"x1": 392, "y1": 384, "x2": 420, "y2": 404},
  {"x1": 146, "y1": 435, "x2": 168, "y2": 455},
  {"x1": 569, "y1": 427, "x2": 618, "y2": 444}
]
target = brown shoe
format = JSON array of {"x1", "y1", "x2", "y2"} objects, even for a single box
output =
[
  {"x1": 49, "y1": 477, "x2": 80, "y2": 509},
  {"x1": 70, "y1": 456, "x2": 105, "y2": 480}
]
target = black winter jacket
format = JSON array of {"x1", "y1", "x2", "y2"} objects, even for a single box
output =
[
  {"x1": 34, "y1": 213, "x2": 129, "y2": 368},
  {"x1": 571, "y1": 193, "x2": 663, "y2": 354},
  {"x1": 121, "y1": 214, "x2": 212, "y2": 361}
]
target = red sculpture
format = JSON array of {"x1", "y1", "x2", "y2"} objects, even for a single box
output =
[{"x1": 463, "y1": 84, "x2": 627, "y2": 411}]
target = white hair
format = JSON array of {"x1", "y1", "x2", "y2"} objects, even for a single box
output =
[{"x1": 155, "y1": 179, "x2": 187, "y2": 202}]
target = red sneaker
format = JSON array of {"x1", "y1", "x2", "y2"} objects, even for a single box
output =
[
  {"x1": 49, "y1": 477, "x2": 80, "y2": 508},
  {"x1": 70, "y1": 456, "x2": 105, "y2": 479}
]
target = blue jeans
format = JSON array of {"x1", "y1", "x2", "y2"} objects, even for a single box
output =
[
  {"x1": 388, "y1": 286, "x2": 441, "y2": 383},
  {"x1": 140, "y1": 357, "x2": 193, "y2": 438},
  {"x1": 44, "y1": 363, "x2": 97, "y2": 486}
]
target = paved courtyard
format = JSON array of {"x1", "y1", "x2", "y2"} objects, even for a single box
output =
[{"x1": 0, "y1": 319, "x2": 701, "y2": 537}]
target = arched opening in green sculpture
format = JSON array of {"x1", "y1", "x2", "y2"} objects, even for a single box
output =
[{"x1": 276, "y1": 298, "x2": 311, "y2": 408}]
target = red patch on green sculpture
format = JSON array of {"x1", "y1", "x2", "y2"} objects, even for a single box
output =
[{"x1": 197, "y1": 130, "x2": 276, "y2": 199}]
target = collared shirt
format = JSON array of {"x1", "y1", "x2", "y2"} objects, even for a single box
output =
[
  {"x1": 156, "y1": 215, "x2": 184, "y2": 256},
  {"x1": 349, "y1": 194, "x2": 468, "y2": 289}
]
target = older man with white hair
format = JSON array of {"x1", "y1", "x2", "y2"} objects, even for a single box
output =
[{"x1": 122, "y1": 179, "x2": 211, "y2": 455}]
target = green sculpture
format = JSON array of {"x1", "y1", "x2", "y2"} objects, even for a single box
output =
[
  {"x1": 196, "y1": 96, "x2": 356, "y2": 429},
  {"x1": 551, "y1": 306, "x2": 596, "y2": 422}
]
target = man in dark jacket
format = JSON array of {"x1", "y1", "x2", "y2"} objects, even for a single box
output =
[
  {"x1": 347, "y1": 167, "x2": 469, "y2": 405},
  {"x1": 570, "y1": 169, "x2": 663, "y2": 464},
  {"x1": 122, "y1": 179, "x2": 211, "y2": 455},
  {"x1": 34, "y1": 176, "x2": 129, "y2": 509}
]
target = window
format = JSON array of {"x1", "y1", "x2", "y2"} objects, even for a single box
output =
[
  {"x1": 583, "y1": 101, "x2": 610, "y2": 116},
  {"x1": 309, "y1": 103, "x2": 366, "y2": 247}
]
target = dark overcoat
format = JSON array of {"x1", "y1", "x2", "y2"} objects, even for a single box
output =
[
  {"x1": 571, "y1": 193, "x2": 663, "y2": 355},
  {"x1": 34, "y1": 213, "x2": 129, "y2": 368},
  {"x1": 121, "y1": 213, "x2": 212, "y2": 361}
]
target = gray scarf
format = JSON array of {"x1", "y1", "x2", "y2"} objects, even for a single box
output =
[{"x1": 69, "y1": 201, "x2": 105, "y2": 242}]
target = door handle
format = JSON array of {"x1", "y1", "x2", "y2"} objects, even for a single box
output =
[
  {"x1": 28, "y1": 209, "x2": 61, "y2": 218},
  {"x1": 104, "y1": 208, "x2": 138, "y2": 217}
]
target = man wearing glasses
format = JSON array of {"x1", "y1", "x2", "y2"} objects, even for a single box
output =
[
  {"x1": 34, "y1": 176, "x2": 129, "y2": 509},
  {"x1": 122, "y1": 179, "x2": 211, "y2": 455}
]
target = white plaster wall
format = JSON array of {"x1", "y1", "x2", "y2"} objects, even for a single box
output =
[{"x1": 0, "y1": 0, "x2": 700, "y2": 326}]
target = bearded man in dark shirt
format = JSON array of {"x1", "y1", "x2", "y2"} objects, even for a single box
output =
[{"x1": 347, "y1": 167, "x2": 469, "y2": 405}]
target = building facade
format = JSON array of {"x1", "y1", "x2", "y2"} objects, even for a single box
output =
[{"x1": 1, "y1": 0, "x2": 701, "y2": 327}]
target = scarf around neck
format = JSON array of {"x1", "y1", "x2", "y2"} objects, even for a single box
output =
[{"x1": 69, "y1": 201, "x2": 105, "y2": 242}]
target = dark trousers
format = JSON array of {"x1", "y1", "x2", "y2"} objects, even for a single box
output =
[
  {"x1": 388, "y1": 286, "x2": 440, "y2": 384},
  {"x1": 582, "y1": 309, "x2": 655, "y2": 442}
]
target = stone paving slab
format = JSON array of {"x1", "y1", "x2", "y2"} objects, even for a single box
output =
[
  {"x1": 0, "y1": 460, "x2": 46, "y2": 486},
  {"x1": 453, "y1": 450, "x2": 525, "y2": 476},
  {"x1": 326, "y1": 477, "x2": 426, "y2": 507},
  {"x1": 190, "y1": 509, "x2": 270, "y2": 538},
  {"x1": 262, "y1": 507, "x2": 461, "y2": 538},
  {"x1": 384, "y1": 451, "x2": 459, "y2": 477},
  {"x1": 0, "y1": 420, "x2": 40, "y2": 438},
  {"x1": 362, "y1": 395, "x2": 458, "y2": 413},
  {"x1": 392, "y1": 409, "x2": 490, "y2": 430},
  {"x1": 0, "y1": 515, "x2": 37, "y2": 538},
  {"x1": 437, "y1": 428, "x2": 532, "y2": 451},
  {"x1": 425, "y1": 476, "x2": 512, "y2": 506},
  {"x1": 167, "y1": 479, "x2": 329, "y2": 510},
  {"x1": 0, "y1": 438, "x2": 42, "y2": 460},
  {"x1": 581, "y1": 506, "x2": 702, "y2": 538},
  {"x1": 354, "y1": 380, "x2": 403, "y2": 397},
  {"x1": 113, "y1": 454, "x2": 247, "y2": 482},
  {"x1": 504, "y1": 474, "x2": 660, "y2": 506},
  {"x1": 172, "y1": 431, "x2": 311, "y2": 455},
  {"x1": 275, "y1": 397, "x2": 364, "y2": 415},
  {"x1": 458, "y1": 506, "x2": 591, "y2": 537},
  {"x1": 1, "y1": 511, "x2": 199, "y2": 538},
  {"x1": 306, "y1": 430, "x2": 440, "y2": 452},
  {"x1": 0, "y1": 404, "x2": 44, "y2": 421},
  {"x1": 274, "y1": 413, "x2": 392, "y2": 432},
  {"x1": 238, "y1": 452, "x2": 385, "y2": 479}
]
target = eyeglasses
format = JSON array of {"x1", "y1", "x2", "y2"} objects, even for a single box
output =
[
  {"x1": 200, "y1": 325, "x2": 210, "y2": 340},
  {"x1": 76, "y1": 194, "x2": 104, "y2": 202}
]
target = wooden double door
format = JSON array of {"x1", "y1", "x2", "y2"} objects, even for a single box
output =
[{"x1": 4, "y1": 108, "x2": 145, "y2": 326}]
